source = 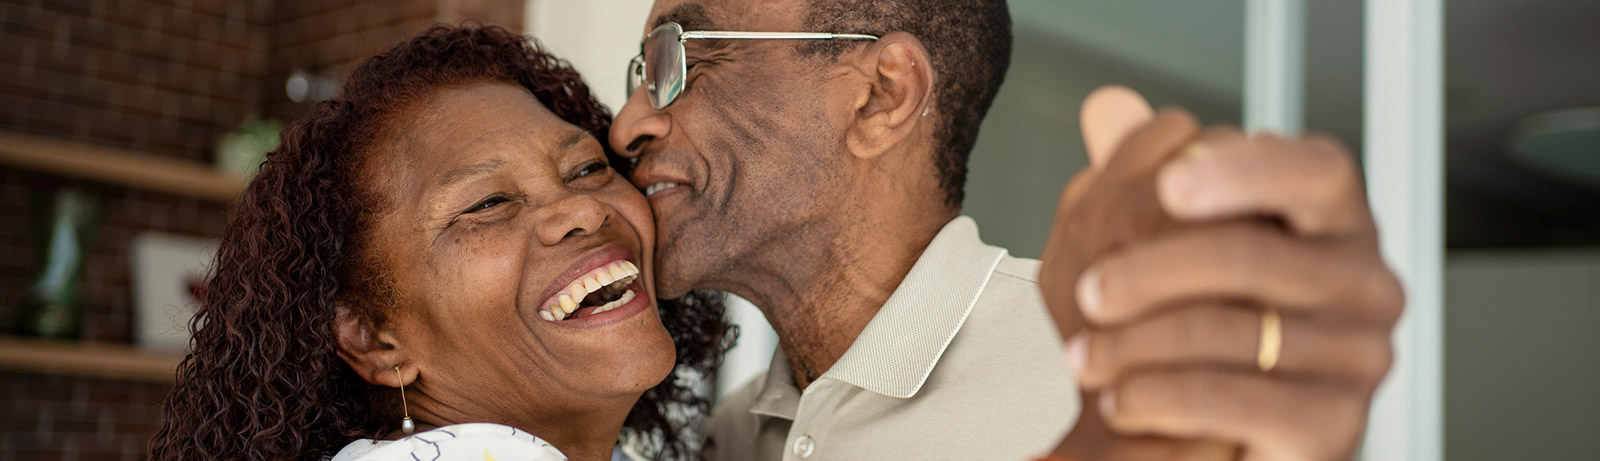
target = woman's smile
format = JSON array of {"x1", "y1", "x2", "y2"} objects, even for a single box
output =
[{"x1": 533, "y1": 245, "x2": 654, "y2": 327}]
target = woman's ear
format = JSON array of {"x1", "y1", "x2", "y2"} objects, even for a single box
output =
[{"x1": 334, "y1": 304, "x2": 411, "y2": 388}]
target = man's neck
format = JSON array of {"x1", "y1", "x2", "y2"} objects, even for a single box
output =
[{"x1": 726, "y1": 210, "x2": 956, "y2": 390}]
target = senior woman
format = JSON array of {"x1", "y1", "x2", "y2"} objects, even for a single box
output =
[{"x1": 147, "y1": 25, "x2": 732, "y2": 460}]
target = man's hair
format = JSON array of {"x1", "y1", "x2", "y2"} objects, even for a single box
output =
[{"x1": 803, "y1": 0, "x2": 1012, "y2": 208}]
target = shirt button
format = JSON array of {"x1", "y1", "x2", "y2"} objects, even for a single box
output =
[{"x1": 793, "y1": 435, "x2": 815, "y2": 458}]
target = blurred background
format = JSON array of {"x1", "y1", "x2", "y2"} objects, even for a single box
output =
[{"x1": 0, "y1": 0, "x2": 1595, "y2": 459}]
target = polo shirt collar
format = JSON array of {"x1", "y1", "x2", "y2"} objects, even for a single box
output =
[{"x1": 817, "y1": 216, "x2": 1006, "y2": 399}]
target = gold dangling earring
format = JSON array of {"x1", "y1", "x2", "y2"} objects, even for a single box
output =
[{"x1": 395, "y1": 364, "x2": 415, "y2": 434}]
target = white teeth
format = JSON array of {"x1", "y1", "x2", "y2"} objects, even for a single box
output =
[
  {"x1": 542, "y1": 259, "x2": 644, "y2": 321},
  {"x1": 544, "y1": 259, "x2": 643, "y2": 320},
  {"x1": 644, "y1": 182, "x2": 682, "y2": 196},
  {"x1": 558, "y1": 294, "x2": 577, "y2": 314},
  {"x1": 592, "y1": 289, "x2": 637, "y2": 315}
]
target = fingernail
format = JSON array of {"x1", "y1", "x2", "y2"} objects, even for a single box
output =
[
  {"x1": 1077, "y1": 266, "x2": 1104, "y2": 318},
  {"x1": 1064, "y1": 335, "x2": 1089, "y2": 379},
  {"x1": 1099, "y1": 389, "x2": 1117, "y2": 417}
]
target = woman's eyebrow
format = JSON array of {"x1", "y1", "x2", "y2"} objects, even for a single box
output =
[
  {"x1": 436, "y1": 158, "x2": 508, "y2": 187},
  {"x1": 555, "y1": 130, "x2": 589, "y2": 151}
]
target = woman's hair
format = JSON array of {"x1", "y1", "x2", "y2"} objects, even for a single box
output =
[{"x1": 149, "y1": 24, "x2": 734, "y2": 460}]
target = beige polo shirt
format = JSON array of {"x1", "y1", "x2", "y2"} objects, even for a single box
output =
[{"x1": 704, "y1": 216, "x2": 1080, "y2": 460}]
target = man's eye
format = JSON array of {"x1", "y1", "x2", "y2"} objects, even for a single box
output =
[{"x1": 465, "y1": 197, "x2": 509, "y2": 214}]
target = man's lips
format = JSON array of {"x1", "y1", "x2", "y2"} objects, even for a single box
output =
[
  {"x1": 628, "y1": 157, "x2": 694, "y2": 199},
  {"x1": 642, "y1": 181, "x2": 687, "y2": 197}
]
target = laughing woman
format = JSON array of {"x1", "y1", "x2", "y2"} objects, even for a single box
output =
[{"x1": 147, "y1": 25, "x2": 733, "y2": 461}]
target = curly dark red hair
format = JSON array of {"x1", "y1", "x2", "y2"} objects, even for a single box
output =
[{"x1": 148, "y1": 24, "x2": 734, "y2": 460}]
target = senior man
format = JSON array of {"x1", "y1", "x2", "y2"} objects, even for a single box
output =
[{"x1": 609, "y1": 0, "x2": 1402, "y2": 459}]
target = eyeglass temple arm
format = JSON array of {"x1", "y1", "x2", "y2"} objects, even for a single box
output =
[{"x1": 680, "y1": 31, "x2": 879, "y2": 42}]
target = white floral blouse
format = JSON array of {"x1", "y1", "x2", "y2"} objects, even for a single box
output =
[{"x1": 329, "y1": 423, "x2": 637, "y2": 461}]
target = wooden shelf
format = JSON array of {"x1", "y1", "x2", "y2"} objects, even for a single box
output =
[
  {"x1": 0, "y1": 335, "x2": 182, "y2": 383},
  {"x1": 0, "y1": 131, "x2": 244, "y2": 203}
]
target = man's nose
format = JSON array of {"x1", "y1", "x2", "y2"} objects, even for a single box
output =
[{"x1": 608, "y1": 86, "x2": 672, "y2": 159}]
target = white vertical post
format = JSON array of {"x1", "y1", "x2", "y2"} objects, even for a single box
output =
[
  {"x1": 1244, "y1": 0, "x2": 1305, "y2": 133},
  {"x1": 1362, "y1": 0, "x2": 1445, "y2": 460}
]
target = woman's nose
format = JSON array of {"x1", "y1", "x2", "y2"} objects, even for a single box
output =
[
  {"x1": 534, "y1": 194, "x2": 609, "y2": 246},
  {"x1": 608, "y1": 86, "x2": 672, "y2": 160}
]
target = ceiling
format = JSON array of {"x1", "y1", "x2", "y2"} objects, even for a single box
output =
[{"x1": 1008, "y1": 0, "x2": 1600, "y2": 248}]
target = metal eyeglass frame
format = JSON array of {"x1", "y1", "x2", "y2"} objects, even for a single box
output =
[{"x1": 627, "y1": 22, "x2": 879, "y2": 109}]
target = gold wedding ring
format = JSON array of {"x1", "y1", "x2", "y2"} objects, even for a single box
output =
[{"x1": 1258, "y1": 308, "x2": 1282, "y2": 372}]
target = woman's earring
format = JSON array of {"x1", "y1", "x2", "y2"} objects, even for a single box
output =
[{"x1": 395, "y1": 364, "x2": 414, "y2": 434}]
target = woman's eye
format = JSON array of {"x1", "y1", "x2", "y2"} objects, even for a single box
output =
[
  {"x1": 465, "y1": 197, "x2": 508, "y2": 214},
  {"x1": 574, "y1": 161, "x2": 608, "y2": 178}
]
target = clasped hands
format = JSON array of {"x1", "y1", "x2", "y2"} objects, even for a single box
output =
[{"x1": 1040, "y1": 87, "x2": 1405, "y2": 461}]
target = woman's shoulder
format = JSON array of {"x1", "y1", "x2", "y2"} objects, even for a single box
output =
[{"x1": 330, "y1": 423, "x2": 567, "y2": 461}]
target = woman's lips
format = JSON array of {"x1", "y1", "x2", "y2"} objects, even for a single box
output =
[
  {"x1": 541, "y1": 278, "x2": 652, "y2": 328},
  {"x1": 538, "y1": 259, "x2": 640, "y2": 322}
]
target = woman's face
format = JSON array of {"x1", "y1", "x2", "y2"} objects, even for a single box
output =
[{"x1": 357, "y1": 82, "x2": 675, "y2": 429}]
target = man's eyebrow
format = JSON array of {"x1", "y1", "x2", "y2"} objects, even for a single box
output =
[
  {"x1": 653, "y1": 2, "x2": 716, "y2": 31},
  {"x1": 436, "y1": 158, "x2": 508, "y2": 187}
]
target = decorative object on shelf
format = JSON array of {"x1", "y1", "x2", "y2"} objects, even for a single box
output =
[
  {"x1": 285, "y1": 69, "x2": 341, "y2": 104},
  {"x1": 131, "y1": 232, "x2": 216, "y2": 351},
  {"x1": 16, "y1": 188, "x2": 100, "y2": 339},
  {"x1": 215, "y1": 115, "x2": 283, "y2": 181}
]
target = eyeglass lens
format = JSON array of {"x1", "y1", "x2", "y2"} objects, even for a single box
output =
[{"x1": 626, "y1": 24, "x2": 686, "y2": 109}]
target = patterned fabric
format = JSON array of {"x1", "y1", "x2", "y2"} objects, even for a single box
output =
[{"x1": 330, "y1": 423, "x2": 568, "y2": 461}]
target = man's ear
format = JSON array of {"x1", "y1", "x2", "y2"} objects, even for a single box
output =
[
  {"x1": 334, "y1": 303, "x2": 411, "y2": 388},
  {"x1": 844, "y1": 32, "x2": 935, "y2": 160}
]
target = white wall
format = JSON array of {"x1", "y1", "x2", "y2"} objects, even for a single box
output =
[{"x1": 526, "y1": 0, "x2": 654, "y2": 111}]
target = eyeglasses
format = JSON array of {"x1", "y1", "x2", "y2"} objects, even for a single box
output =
[{"x1": 627, "y1": 22, "x2": 878, "y2": 110}]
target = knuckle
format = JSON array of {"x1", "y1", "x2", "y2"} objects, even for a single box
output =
[
  {"x1": 1309, "y1": 140, "x2": 1360, "y2": 205},
  {"x1": 1358, "y1": 336, "x2": 1396, "y2": 387},
  {"x1": 1360, "y1": 265, "x2": 1407, "y2": 324}
]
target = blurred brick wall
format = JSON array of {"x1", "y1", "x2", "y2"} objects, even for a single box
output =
[
  {"x1": 263, "y1": 0, "x2": 523, "y2": 119},
  {"x1": 0, "y1": 372, "x2": 167, "y2": 460},
  {"x1": 0, "y1": 0, "x2": 272, "y2": 342},
  {"x1": 0, "y1": 0, "x2": 522, "y2": 459}
]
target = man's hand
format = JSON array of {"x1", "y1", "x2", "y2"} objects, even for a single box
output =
[{"x1": 1040, "y1": 86, "x2": 1404, "y2": 461}]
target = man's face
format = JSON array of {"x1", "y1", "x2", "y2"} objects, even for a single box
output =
[{"x1": 610, "y1": 0, "x2": 851, "y2": 298}]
